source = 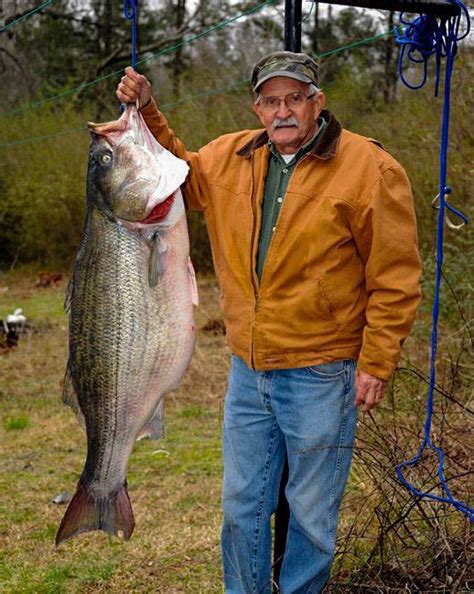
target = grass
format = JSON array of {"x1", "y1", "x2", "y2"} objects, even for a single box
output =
[
  {"x1": 3, "y1": 416, "x2": 29, "y2": 431},
  {"x1": 0, "y1": 269, "x2": 471, "y2": 593}
]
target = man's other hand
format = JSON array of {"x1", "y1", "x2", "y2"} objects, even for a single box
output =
[
  {"x1": 354, "y1": 369, "x2": 388, "y2": 412},
  {"x1": 116, "y1": 67, "x2": 152, "y2": 108}
]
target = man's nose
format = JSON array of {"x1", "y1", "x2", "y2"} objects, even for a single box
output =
[{"x1": 275, "y1": 99, "x2": 292, "y2": 118}]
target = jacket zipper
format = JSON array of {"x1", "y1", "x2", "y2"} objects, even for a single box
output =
[
  {"x1": 259, "y1": 153, "x2": 310, "y2": 287},
  {"x1": 249, "y1": 151, "x2": 311, "y2": 368},
  {"x1": 249, "y1": 152, "x2": 260, "y2": 369}
]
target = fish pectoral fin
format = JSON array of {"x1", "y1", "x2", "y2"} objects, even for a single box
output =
[
  {"x1": 137, "y1": 399, "x2": 165, "y2": 441},
  {"x1": 62, "y1": 365, "x2": 85, "y2": 431},
  {"x1": 188, "y1": 257, "x2": 199, "y2": 306},
  {"x1": 55, "y1": 481, "x2": 134, "y2": 545},
  {"x1": 149, "y1": 232, "x2": 169, "y2": 288}
]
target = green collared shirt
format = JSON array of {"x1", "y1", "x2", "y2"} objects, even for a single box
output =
[{"x1": 256, "y1": 117, "x2": 328, "y2": 280}]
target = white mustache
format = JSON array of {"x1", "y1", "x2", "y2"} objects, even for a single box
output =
[{"x1": 272, "y1": 117, "x2": 298, "y2": 129}]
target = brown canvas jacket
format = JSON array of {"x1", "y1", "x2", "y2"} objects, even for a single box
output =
[{"x1": 141, "y1": 99, "x2": 422, "y2": 380}]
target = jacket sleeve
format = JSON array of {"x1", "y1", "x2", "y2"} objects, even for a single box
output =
[
  {"x1": 140, "y1": 98, "x2": 206, "y2": 211},
  {"x1": 350, "y1": 163, "x2": 422, "y2": 381}
]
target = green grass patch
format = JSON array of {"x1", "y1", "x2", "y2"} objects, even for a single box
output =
[
  {"x1": 180, "y1": 404, "x2": 205, "y2": 418},
  {"x1": 3, "y1": 415, "x2": 29, "y2": 431}
]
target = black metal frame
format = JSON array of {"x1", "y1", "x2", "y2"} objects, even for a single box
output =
[
  {"x1": 284, "y1": 0, "x2": 460, "y2": 49},
  {"x1": 310, "y1": 0, "x2": 460, "y2": 17},
  {"x1": 285, "y1": 0, "x2": 303, "y2": 52}
]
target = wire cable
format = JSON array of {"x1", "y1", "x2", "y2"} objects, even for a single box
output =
[{"x1": 0, "y1": 0, "x2": 53, "y2": 34}]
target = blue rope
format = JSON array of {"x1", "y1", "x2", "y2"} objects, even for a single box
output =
[
  {"x1": 395, "y1": 1, "x2": 472, "y2": 521},
  {"x1": 121, "y1": 0, "x2": 138, "y2": 112},
  {"x1": 123, "y1": 0, "x2": 138, "y2": 70}
]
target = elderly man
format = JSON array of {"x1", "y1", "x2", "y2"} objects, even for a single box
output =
[{"x1": 117, "y1": 52, "x2": 421, "y2": 593}]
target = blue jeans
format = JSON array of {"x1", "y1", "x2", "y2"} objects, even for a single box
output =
[{"x1": 221, "y1": 356, "x2": 357, "y2": 594}]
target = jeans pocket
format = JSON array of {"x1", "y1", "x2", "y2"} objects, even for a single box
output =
[{"x1": 305, "y1": 359, "x2": 347, "y2": 378}]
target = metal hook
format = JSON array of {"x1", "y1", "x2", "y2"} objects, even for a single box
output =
[{"x1": 431, "y1": 193, "x2": 467, "y2": 230}]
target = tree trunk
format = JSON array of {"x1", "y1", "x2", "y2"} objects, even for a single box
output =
[
  {"x1": 312, "y1": 0, "x2": 320, "y2": 55},
  {"x1": 383, "y1": 11, "x2": 397, "y2": 103},
  {"x1": 173, "y1": 0, "x2": 186, "y2": 97}
]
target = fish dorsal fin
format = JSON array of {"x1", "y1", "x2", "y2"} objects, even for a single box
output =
[
  {"x1": 62, "y1": 364, "x2": 85, "y2": 431},
  {"x1": 149, "y1": 231, "x2": 168, "y2": 288},
  {"x1": 136, "y1": 399, "x2": 165, "y2": 441}
]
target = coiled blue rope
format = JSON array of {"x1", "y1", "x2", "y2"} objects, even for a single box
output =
[
  {"x1": 395, "y1": 1, "x2": 472, "y2": 521},
  {"x1": 123, "y1": 0, "x2": 138, "y2": 70}
]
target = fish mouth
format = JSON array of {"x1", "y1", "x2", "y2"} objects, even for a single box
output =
[{"x1": 138, "y1": 193, "x2": 175, "y2": 225}]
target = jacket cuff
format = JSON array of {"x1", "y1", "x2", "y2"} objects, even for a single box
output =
[
  {"x1": 357, "y1": 356, "x2": 396, "y2": 382},
  {"x1": 139, "y1": 97, "x2": 159, "y2": 117}
]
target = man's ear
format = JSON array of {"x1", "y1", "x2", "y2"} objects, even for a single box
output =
[
  {"x1": 316, "y1": 91, "x2": 326, "y2": 111},
  {"x1": 253, "y1": 101, "x2": 264, "y2": 123}
]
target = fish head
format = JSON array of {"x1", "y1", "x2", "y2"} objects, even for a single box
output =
[{"x1": 87, "y1": 106, "x2": 186, "y2": 228}]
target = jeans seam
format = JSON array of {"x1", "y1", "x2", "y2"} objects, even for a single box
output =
[
  {"x1": 251, "y1": 420, "x2": 278, "y2": 593},
  {"x1": 327, "y1": 362, "x2": 352, "y2": 539},
  {"x1": 258, "y1": 372, "x2": 273, "y2": 413}
]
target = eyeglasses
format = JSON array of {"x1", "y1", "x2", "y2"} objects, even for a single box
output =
[{"x1": 256, "y1": 91, "x2": 316, "y2": 112}]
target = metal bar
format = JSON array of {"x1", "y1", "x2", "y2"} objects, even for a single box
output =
[
  {"x1": 275, "y1": 1, "x2": 303, "y2": 588},
  {"x1": 309, "y1": 0, "x2": 460, "y2": 17},
  {"x1": 285, "y1": 0, "x2": 303, "y2": 51}
]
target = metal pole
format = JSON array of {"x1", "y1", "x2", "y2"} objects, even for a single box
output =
[
  {"x1": 284, "y1": 0, "x2": 302, "y2": 52},
  {"x1": 274, "y1": 6, "x2": 302, "y2": 588}
]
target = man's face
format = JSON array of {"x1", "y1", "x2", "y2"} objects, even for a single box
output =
[{"x1": 253, "y1": 77, "x2": 325, "y2": 155}]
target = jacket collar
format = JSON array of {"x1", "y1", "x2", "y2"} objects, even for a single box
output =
[{"x1": 236, "y1": 109, "x2": 342, "y2": 160}]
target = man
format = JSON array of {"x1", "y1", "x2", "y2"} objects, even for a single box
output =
[{"x1": 117, "y1": 52, "x2": 421, "y2": 593}]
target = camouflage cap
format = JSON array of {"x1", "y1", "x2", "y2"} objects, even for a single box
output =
[{"x1": 251, "y1": 51, "x2": 320, "y2": 92}]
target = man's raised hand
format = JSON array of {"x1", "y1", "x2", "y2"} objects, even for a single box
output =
[{"x1": 116, "y1": 67, "x2": 152, "y2": 109}]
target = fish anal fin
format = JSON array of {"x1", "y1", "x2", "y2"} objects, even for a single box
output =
[
  {"x1": 55, "y1": 482, "x2": 134, "y2": 546},
  {"x1": 137, "y1": 399, "x2": 165, "y2": 441},
  {"x1": 62, "y1": 365, "x2": 86, "y2": 431}
]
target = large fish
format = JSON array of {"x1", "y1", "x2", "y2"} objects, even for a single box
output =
[{"x1": 56, "y1": 105, "x2": 197, "y2": 545}]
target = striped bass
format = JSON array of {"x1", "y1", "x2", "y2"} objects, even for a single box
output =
[{"x1": 56, "y1": 105, "x2": 196, "y2": 545}]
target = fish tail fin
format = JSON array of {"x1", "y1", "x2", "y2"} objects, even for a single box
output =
[{"x1": 55, "y1": 481, "x2": 134, "y2": 546}]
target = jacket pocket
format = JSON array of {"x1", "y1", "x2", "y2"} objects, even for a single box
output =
[{"x1": 316, "y1": 278, "x2": 342, "y2": 330}]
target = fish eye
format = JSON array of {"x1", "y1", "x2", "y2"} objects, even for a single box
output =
[{"x1": 101, "y1": 153, "x2": 112, "y2": 165}]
